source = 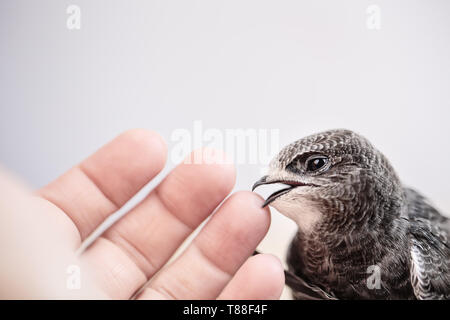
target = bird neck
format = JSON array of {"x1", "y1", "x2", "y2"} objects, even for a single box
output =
[
  {"x1": 297, "y1": 187, "x2": 407, "y2": 272},
  {"x1": 316, "y1": 169, "x2": 405, "y2": 236}
]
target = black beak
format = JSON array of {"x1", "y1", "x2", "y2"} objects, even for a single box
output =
[
  {"x1": 252, "y1": 175, "x2": 269, "y2": 192},
  {"x1": 252, "y1": 176, "x2": 307, "y2": 208}
]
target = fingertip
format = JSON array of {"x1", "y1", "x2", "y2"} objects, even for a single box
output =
[
  {"x1": 228, "y1": 191, "x2": 271, "y2": 220},
  {"x1": 249, "y1": 253, "x2": 285, "y2": 299},
  {"x1": 248, "y1": 191, "x2": 271, "y2": 213},
  {"x1": 231, "y1": 191, "x2": 271, "y2": 233},
  {"x1": 119, "y1": 128, "x2": 168, "y2": 169},
  {"x1": 218, "y1": 253, "x2": 285, "y2": 300}
]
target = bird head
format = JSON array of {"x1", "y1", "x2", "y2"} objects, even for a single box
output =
[{"x1": 253, "y1": 129, "x2": 402, "y2": 234}]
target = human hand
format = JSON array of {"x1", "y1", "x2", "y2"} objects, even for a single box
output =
[{"x1": 0, "y1": 130, "x2": 284, "y2": 299}]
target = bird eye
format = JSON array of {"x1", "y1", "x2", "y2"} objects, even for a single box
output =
[{"x1": 306, "y1": 156, "x2": 329, "y2": 172}]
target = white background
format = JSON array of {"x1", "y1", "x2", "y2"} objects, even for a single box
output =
[{"x1": 1, "y1": 0, "x2": 449, "y2": 298}]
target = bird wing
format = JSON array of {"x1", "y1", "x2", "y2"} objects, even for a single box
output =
[
  {"x1": 403, "y1": 188, "x2": 449, "y2": 226},
  {"x1": 285, "y1": 269, "x2": 338, "y2": 300},
  {"x1": 253, "y1": 249, "x2": 337, "y2": 299},
  {"x1": 409, "y1": 221, "x2": 450, "y2": 299},
  {"x1": 286, "y1": 232, "x2": 338, "y2": 300},
  {"x1": 404, "y1": 188, "x2": 450, "y2": 299}
]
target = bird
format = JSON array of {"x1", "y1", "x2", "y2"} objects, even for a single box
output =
[{"x1": 252, "y1": 129, "x2": 450, "y2": 300}]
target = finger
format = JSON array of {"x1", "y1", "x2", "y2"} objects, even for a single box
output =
[
  {"x1": 138, "y1": 191, "x2": 271, "y2": 300},
  {"x1": 83, "y1": 149, "x2": 236, "y2": 299},
  {"x1": 37, "y1": 129, "x2": 167, "y2": 241},
  {"x1": 217, "y1": 254, "x2": 285, "y2": 300}
]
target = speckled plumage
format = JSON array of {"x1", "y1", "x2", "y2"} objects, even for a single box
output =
[{"x1": 256, "y1": 129, "x2": 450, "y2": 299}]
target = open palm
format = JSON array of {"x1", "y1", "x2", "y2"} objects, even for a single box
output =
[{"x1": 0, "y1": 129, "x2": 284, "y2": 299}]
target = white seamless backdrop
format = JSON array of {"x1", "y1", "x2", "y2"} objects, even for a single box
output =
[{"x1": 1, "y1": 0, "x2": 449, "y2": 299}]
